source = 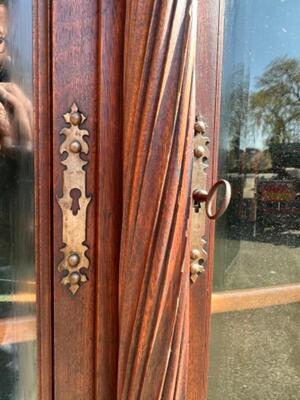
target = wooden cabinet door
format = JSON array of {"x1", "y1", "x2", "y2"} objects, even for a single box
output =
[
  {"x1": 0, "y1": 1, "x2": 123, "y2": 399},
  {"x1": 2, "y1": 0, "x2": 270, "y2": 399},
  {"x1": 40, "y1": 0, "x2": 195, "y2": 399},
  {"x1": 189, "y1": 1, "x2": 224, "y2": 399},
  {"x1": 1, "y1": 0, "x2": 197, "y2": 398}
]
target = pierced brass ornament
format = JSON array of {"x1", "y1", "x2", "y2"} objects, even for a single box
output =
[
  {"x1": 190, "y1": 115, "x2": 231, "y2": 282},
  {"x1": 190, "y1": 114, "x2": 210, "y2": 283},
  {"x1": 57, "y1": 103, "x2": 91, "y2": 294}
]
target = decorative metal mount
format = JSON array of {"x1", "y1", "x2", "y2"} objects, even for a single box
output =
[
  {"x1": 190, "y1": 115, "x2": 231, "y2": 282},
  {"x1": 190, "y1": 114, "x2": 210, "y2": 283},
  {"x1": 57, "y1": 103, "x2": 91, "y2": 294}
]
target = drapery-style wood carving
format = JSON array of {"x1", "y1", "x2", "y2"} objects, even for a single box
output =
[{"x1": 118, "y1": 1, "x2": 196, "y2": 398}]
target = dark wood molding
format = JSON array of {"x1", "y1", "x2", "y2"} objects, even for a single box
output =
[
  {"x1": 118, "y1": 0, "x2": 196, "y2": 398},
  {"x1": 188, "y1": 1, "x2": 224, "y2": 399},
  {"x1": 95, "y1": 0, "x2": 125, "y2": 398},
  {"x1": 52, "y1": 1, "x2": 99, "y2": 399},
  {"x1": 51, "y1": 1, "x2": 125, "y2": 399},
  {"x1": 33, "y1": 1, "x2": 53, "y2": 399}
]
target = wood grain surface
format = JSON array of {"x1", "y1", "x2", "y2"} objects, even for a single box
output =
[
  {"x1": 95, "y1": 0, "x2": 125, "y2": 399},
  {"x1": 118, "y1": 0, "x2": 196, "y2": 398},
  {"x1": 52, "y1": 1, "x2": 99, "y2": 399},
  {"x1": 188, "y1": 1, "x2": 224, "y2": 399},
  {"x1": 51, "y1": 1, "x2": 125, "y2": 399},
  {"x1": 33, "y1": 0, "x2": 207, "y2": 398}
]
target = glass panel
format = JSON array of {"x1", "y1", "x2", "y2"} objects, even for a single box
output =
[
  {"x1": 209, "y1": 303, "x2": 300, "y2": 400},
  {"x1": 208, "y1": 1, "x2": 300, "y2": 399},
  {"x1": 214, "y1": 0, "x2": 300, "y2": 292},
  {"x1": 0, "y1": 1, "x2": 36, "y2": 399}
]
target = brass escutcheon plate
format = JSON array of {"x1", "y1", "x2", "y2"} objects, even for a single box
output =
[
  {"x1": 57, "y1": 103, "x2": 91, "y2": 294},
  {"x1": 190, "y1": 115, "x2": 209, "y2": 283}
]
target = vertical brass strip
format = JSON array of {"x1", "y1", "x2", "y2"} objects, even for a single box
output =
[
  {"x1": 57, "y1": 103, "x2": 91, "y2": 294},
  {"x1": 190, "y1": 116, "x2": 210, "y2": 282}
]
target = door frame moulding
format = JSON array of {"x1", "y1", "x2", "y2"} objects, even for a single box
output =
[{"x1": 33, "y1": 1, "x2": 53, "y2": 399}]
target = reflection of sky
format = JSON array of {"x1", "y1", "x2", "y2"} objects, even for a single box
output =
[
  {"x1": 222, "y1": 0, "x2": 300, "y2": 149},
  {"x1": 225, "y1": 0, "x2": 300, "y2": 89},
  {"x1": 247, "y1": 0, "x2": 300, "y2": 89}
]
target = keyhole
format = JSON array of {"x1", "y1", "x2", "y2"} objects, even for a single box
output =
[{"x1": 70, "y1": 188, "x2": 81, "y2": 216}]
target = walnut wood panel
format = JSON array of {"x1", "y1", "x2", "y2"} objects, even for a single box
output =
[
  {"x1": 188, "y1": 1, "x2": 224, "y2": 399},
  {"x1": 33, "y1": 1, "x2": 53, "y2": 400},
  {"x1": 118, "y1": 0, "x2": 196, "y2": 399},
  {"x1": 52, "y1": 1, "x2": 124, "y2": 399},
  {"x1": 52, "y1": 2, "x2": 98, "y2": 399},
  {"x1": 95, "y1": 0, "x2": 125, "y2": 399}
]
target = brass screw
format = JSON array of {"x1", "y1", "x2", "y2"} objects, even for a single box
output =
[
  {"x1": 190, "y1": 248, "x2": 201, "y2": 260},
  {"x1": 70, "y1": 140, "x2": 82, "y2": 153},
  {"x1": 191, "y1": 263, "x2": 205, "y2": 275},
  {"x1": 68, "y1": 253, "x2": 80, "y2": 267},
  {"x1": 69, "y1": 272, "x2": 81, "y2": 285},
  {"x1": 69, "y1": 271, "x2": 81, "y2": 285},
  {"x1": 194, "y1": 145, "x2": 205, "y2": 158},
  {"x1": 194, "y1": 119, "x2": 206, "y2": 134},
  {"x1": 70, "y1": 111, "x2": 82, "y2": 126}
]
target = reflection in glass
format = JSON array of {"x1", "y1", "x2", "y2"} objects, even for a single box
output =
[
  {"x1": 0, "y1": 1, "x2": 36, "y2": 399},
  {"x1": 209, "y1": 1, "x2": 300, "y2": 399},
  {"x1": 214, "y1": 0, "x2": 300, "y2": 291},
  {"x1": 209, "y1": 304, "x2": 300, "y2": 400}
]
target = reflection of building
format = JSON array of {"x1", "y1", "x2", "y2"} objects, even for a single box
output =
[
  {"x1": 215, "y1": 144, "x2": 300, "y2": 290},
  {"x1": 228, "y1": 172, "x2": 300, "y2": 225},
  {"x1": 228, "y1": 147, "x2": 272, "y2": 173},
  {"x1": 270, "y1": 143, "x2": 300, "y2": 169}
]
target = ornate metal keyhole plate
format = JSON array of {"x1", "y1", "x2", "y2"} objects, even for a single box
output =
[{"x1": 57, "y1": 103, "x2": 91, "y2": 294}]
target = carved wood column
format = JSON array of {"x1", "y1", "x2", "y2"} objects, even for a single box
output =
[{"x1": 118, "y1": 1, "x2": 196, "y2": 398}]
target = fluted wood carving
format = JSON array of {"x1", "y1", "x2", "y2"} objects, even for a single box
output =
[{"x1": 118, "y1": 1, "x2": 196, "y2": 399}]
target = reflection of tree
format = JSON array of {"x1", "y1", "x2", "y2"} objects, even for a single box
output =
[
  {"x1": 228, "y1": 81, "x2": 249, "y2": 156},
  {"x1": 224, "y1": 67, "x2": 251, "y2": 172},
  {"x1": 251, "y1": 57, "x2": 300, "y2": 145},
  {"x1": 225, "y1": 57, "x2": 300, "y2": 173}
]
